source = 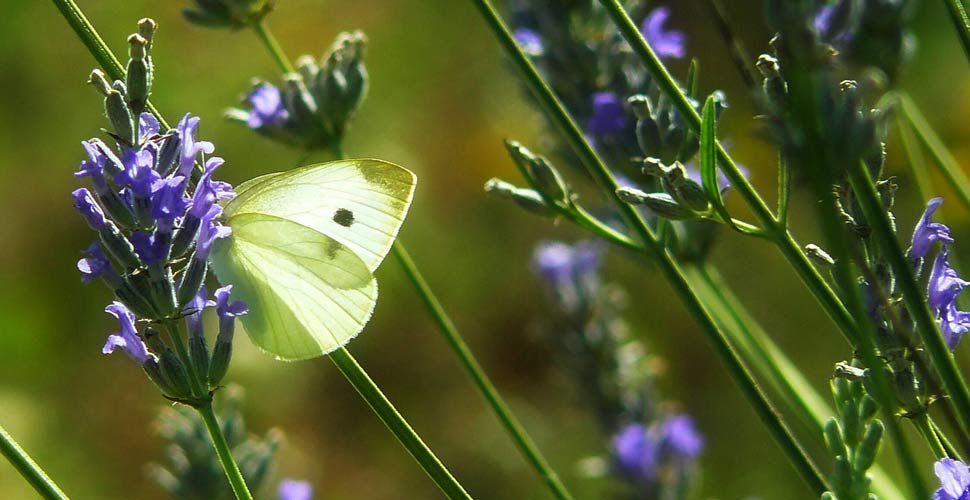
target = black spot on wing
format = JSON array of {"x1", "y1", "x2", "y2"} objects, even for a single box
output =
[{"x1": 333, "y1": 208, "x2": 355, "y2": 227}]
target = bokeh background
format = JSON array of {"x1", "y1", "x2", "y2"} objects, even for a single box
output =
[{"x1": 1, "y1": 0, "x2": 969, "y2": 498}]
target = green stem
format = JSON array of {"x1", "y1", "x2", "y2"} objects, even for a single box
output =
[
  {"x1": 0, "y1": 424, "x2": 70, "y2": 500},
  {"x1": 196, "y1": 402, "x2": 255, "y2": 500},
  {"x1": 943, "y1": 0, "x2": 970, "y2": 66},
  {"x1": 329, "y1": 348, "x2": 472, "y2": 499},
  {"x1": 847, "y1": 160, "x2": 970, "y2": 445},
  {"x1": 893, "y1": 92, "x2": 970, "y2": 210},
  {"x1": 391, "y1": 243, "x2": 572, "y2": 500},
  {"x1": 915, "y1": 414, "x2": 949, "y2": 459},
  {"x1": 931, "y1": 418, "x2": 964, "y2": 461},
  {"x1": 253, "y1": 20, "x2": 296, "y2": 74},
  {"x1": 894, "y1": 105, "x2": 934, "y2": 204},
  {"x1": 594, "y1": 0, "x2": 860, "y2": 349},
  {"x1": 468, "y1": 0, "x2": 828, "y2": 494}
]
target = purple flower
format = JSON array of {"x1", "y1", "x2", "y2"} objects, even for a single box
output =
[
  {"x1": 76, "y1": 140, "x2": 108, "y2": 192},
  {"x1": 77, "y1": 242, "x2": 114, "y2": 284},
  {"x1": 183, "y1": 285, "x2": 211, "y2": 337},
  {"x1": 150, "y1": 176, "x2": 190, "y2": 221},
  {"x1": 911, "y1": 198, "x2": 953, "y2": 259},
  {"x1": 245, "y1": 83, "x2": 289, "y2": 129},
  {"x1": 196, "y1": 205, "x2": 231, "y2": 260},
  {"x1": 814, "y1": 0, "x2": 852, "y2": 45},
  {"x1": 935, "y1": 458, "x2": 970, "y2": 500},
  {"x1": 176, "y1": 113, "x2": 215, "y2": 177},
  {"x1": 641, "y1": 7, "x2": 686, "y2": 60},
  {"x1": 533, "y1": 241, "x2": 599, "y2": 288},
  {"x1": 191, "y1": 157, "x2": 233, "y2": 218},
  {"x1": 587, "y1": 92, "x2": 627, "y2": 136},
  {"x1": 278, "y1": 479, "x2": 313, "y2": 500},
  {"x1": 102, "y1": 302, "x2": 150, "y2": 364},
  {"x1": 929, "y1": 250, "x2": 970, "y2": 349},
  {"x1": 514, "y1": 28, "x2": 544, "y2": 56},
  {"x1": 138, "y1": 112, "x2": 160, "y2": 143},
  {"x1": 130, "y1": 231, "x2": 169, "y2": 266},
  {"x1": 210, "y1": 285, "x2": 248, "y2": 341},
  {"x1": 72, "y1": 188, "x2": 108, "y2": 231},
  {"x1": 612, "y1": 424, "x2": 658, "y2": 479},
  {"x1": 116, "y1": 147, "x2": 160, "y2": 197},
  {"x1": 659, "y1": 415, "x2": 703, "y2": 459}
]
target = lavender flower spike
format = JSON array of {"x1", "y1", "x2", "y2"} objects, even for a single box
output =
[
  {"x1": 934, "y1": 458, "x2": 970, "y2": 500},
  {"x1": 245, "y1": 82, "x2": 289, "y2": 129},
  {"x1": 278, "y1": 479, "x2": 313, "y2": 500},
  {"x1": 102, "y1": 301, "x2": 150, "y2": 364},
  {"x1": 641, "y1": 7, "x2": 686, "y2": 60},
  {"x1": 911, "y1": 197, "x2": 953, "y2": 259},
  {"x1": 587, "y1": 92, "x2": 627, "y2": 136}
]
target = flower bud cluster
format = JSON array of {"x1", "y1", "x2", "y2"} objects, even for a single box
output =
[
  {"x1": 72, "y1": 20, "x2": 246, "y2": 404},
  {"x1": 183, "y1": 0, "x2": 275, "y2": 30},
  {"x1": 226, "y1": 31, "x2": 368, "y2": 151}
]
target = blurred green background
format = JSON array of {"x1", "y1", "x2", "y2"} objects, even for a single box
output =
[{"x1": 2, "y1": 0, "x2": 970, "y2": 498}]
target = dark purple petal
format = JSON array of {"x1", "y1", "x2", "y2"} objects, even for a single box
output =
[
  {"x1": 183, "y1": 285, "x2": 211, "y2": 337},
  {"x1": 76, "y1": 140, "x2": 109, "y2": 193},
  {"x1": 102, "y1": 301, "x2": 149, "y2": 363},
  {"x1": 213, "y1": 285, "x2": 249, "y2": 319},
  {"x1": 130, "y1": 231, "x2": 169, "y2": 266},
  {"x1": 116, "y1": 147, "x2": 160, "y2": 197},
  {"x1": 587, "y1": 92, "x2": 627, "y2": 136},
  {"x1": 72, "y1": 188, "x2": 108, "y2": 231},
  {"x1": 176, "y1": 114, "x2": 215, "y2": 177},
  {"x1": 912, "y1": 198, "x2": 953, "y2": 259},
  {"x1": 936, "y1": 458, "x2": 970, "y2": 500},
  {"x1": 278, "y1": 479, "x2": 313, "y2": 500},
  {"x1": 150, "y1": 175, "x2": 190, "y2": 221},
  {"x1": 660, "y1": 415, "x2": 703, "y2": 459},
  {"x1": 641, "y1": 7, "x2": 686, "y2": 60},
  {"x1": 928, "y1": 250, "x2": 970, "y2": 350},
  {"x1": 514, "y1": 28, "x2": 544, "y2": 56},
  {"x1": 612, "y1": 424, "x2": 658, "y2": 478},
  {"x1": 246, "y1": 83, "x2": 289, "y2": 129}
]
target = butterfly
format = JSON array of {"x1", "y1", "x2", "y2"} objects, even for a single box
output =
[{"x1": 208, "y1": 159, "x2": 416, "y2": 360}]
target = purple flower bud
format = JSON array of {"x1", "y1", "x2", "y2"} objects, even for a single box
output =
[
  {"x1": 209, "y1": 285, "x2": 248, "y2": 342},
  {"x1": 138, "y1": 112, "x2": 160, "y2": 143},
  {"x1": 77, "y1": 242, "x2": 115, "y2": 284},
  {"x1": 116, "y1": 147, "x2": 160, "y2": 198},
  {"x1": 935, "y1": 458, "x2": 970, "y2": 500},
  {"x1": 102, "y1": 301, "x2": 150, "y2": 364},
  {"x1": 659, "y1": 415, "x2": 703, "y2": 460},
  {"x1": 587, "y1": 92, "x2": 627, "y2": 136},
  {"x1": 641, "y1": 7, "x2": 686, "y2": 60},
  {"x1": 72, "y1": 188, "x2": 108, "y2": 231},
  {"x1": 514, "y1": 28, "x2": 543, "y2": 56},
  {"x1": 150, "y1": 175, "x2": 190, "y2": 221},
  {"x1": 612, "y1": 424, "x2": 658, "y2": 479},
  {"x1": 278, "y1": 479, "x2": 313, "y2": 500},
  {"x1": 196, "y1": 205, "x2": 231, "y2": 261},
  {"x1": 176, "y1": 113, "x2": 215, "y2": 177},
  {"x1": 245, "y1": 83, "x2": 289, "y2": 129},
  {"x1": 911, "y1": 198, "x2": 953, "y2": 259}
]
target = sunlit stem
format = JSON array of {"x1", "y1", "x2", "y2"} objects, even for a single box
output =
[{"x1": 0, "y1": 424, "x2": 70, "y2": 500}]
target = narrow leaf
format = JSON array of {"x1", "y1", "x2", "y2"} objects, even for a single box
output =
[{"x1": 700, "y1": 95, "x2": 736, "y2": 229}]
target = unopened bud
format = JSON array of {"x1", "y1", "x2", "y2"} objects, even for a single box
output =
[{"x1": 805, "y1": 243, "x2": 836, "y2": 266}]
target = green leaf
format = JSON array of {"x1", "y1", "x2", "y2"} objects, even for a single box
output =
[{"x1": 700, "y1": 94, "x2": 737, "y2": 230}]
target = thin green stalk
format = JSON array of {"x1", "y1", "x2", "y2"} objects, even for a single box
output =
[
  {"x1": 931, "y1": 418, "x2": 964, "y2": 461},
  {"x1": 391, "y1": 244, "x2": 572, "y2": 499},
  {"x1": 167, "y1": 322, "x2": 255, "y2": 500},
  {"x1": 0, "y1": 424, "x2": 70, "y2": 500},
  {"x1": 847, "y1": 160, "x2": 970, "y2": 445},
  {"x1": 893, "y1": 92, "x2": 970, "y2": 210},
  {"x1": 594, "y1": 0, "x2": 860, "y2": 349},
  {"x1": 915, "y1": 414, "x2": 949, "y2": 459},
  {"x1": 253, "y1": 20, "x2": 296, "y2": 74},
  {"x1": 943, "y1": 0, "x2": 970, "y2": 65},
  {"x1": 894, "y1": 107, "x2": 934, "y2": 204},
  {"x1": 468, "y1": 0, "x2": 828, "y2": 494},
  {"x1": 329, "y1": 348, "x2": 472, "y2": 500},
  {"x1": 253, "y1": 14, "x2": 569, "y2": 492},
  {"x1": 197, "y1": 403, "x2": 254, "y2": 500}
]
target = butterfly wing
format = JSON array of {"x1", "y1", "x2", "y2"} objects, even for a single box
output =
[
  {"x1": 224, "y1": 159, "x2": 416, "y2": 272},
  {"x1": 209, "y1": 212, "x2": 378, "y2": 360}
]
